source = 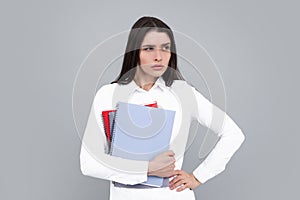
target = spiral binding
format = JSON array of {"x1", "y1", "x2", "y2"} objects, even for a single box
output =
[
  {"x1": 109, "y1": 103, "x2": 119, "y2": 155},
  {"x1": 101, "y1": 113, "x2": 109, "y2": 154},
  {"x1": 101, "y1": 114, "x2": 108, "y2": 138}
]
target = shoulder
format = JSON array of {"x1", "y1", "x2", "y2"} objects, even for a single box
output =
[
  {"x1": 171, "y1": 79, "x2": 195, "y2": 90},
  {"x1": 171, "y1": 79, "x2": 187, "y2": 87},
  {"x1": 170, "y1": 80, "x2": 202, "y2": 99},
  {"x1": 171, "y1": 80, "x2": 207, "y2": 99},
  {"x1": 93, "y1": 83, "x2": 118, "y2": 109},
  {"x1": 95, "y1": 83, "x2": 118, "y2": 98}
]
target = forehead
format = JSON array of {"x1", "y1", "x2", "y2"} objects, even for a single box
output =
[{"x1": 141, "y1": 31, "x2": 171, "y2": 45}]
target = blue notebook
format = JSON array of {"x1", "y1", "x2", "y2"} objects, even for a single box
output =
[
  {"x1": 110, "y1": 101, "x2": 176, "y2": 187},
  {"x1": 109, "y1": 111, "x2": 169, "y2": 188}
]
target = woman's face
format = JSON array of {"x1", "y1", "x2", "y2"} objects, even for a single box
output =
[{"x1": 138, "y1": 31, "x2": 171, "y2": 80}]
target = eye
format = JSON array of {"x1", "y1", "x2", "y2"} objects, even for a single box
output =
[
  {"x1": 143, "y1": 47, "x2": 154, "y2": 51},
  {"x1": 162, "y1": 45, "x2": 170, "y2": 51}
]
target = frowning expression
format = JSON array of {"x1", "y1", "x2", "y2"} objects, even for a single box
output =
[{"x1": 138, "y1": 31, "x2": 171, "y2": 79}]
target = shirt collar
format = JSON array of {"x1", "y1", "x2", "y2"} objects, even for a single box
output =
[{"x1": 126, "y1": 76, "x2": 168, "y2": 94}]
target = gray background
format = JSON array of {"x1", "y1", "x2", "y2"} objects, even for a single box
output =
[{"x1": 1, "y1": 0, "x2": 299, "y2": 199}]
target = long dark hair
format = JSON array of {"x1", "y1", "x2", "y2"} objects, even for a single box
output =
[{"x1": 111, "y1": 16, "x2": 184, "y2": 87}]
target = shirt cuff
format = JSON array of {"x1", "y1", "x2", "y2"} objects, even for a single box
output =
[{"x1": 192, "y1": 164, "x2": 216, "y2": 184}]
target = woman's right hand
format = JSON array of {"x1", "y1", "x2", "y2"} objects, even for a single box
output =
[{"x1": 147, "y1": 150, "x2": 176, "y2": 178}]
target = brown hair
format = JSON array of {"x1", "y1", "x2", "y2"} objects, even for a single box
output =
[{"x1": 111, "y1": 16, "x2": 184, "y2": 87}]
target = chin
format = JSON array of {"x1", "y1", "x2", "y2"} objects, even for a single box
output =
[{"x1": 151, "y1": 71, "x2": 166, "y2": 78}]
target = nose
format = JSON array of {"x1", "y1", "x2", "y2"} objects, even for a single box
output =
[{"x1": 154, "y1": 49, "x2": 162, "y2": 62}]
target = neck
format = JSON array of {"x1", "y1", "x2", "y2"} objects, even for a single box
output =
[{"x1": 133, "y1": 76, "x2": 158, "y2": 91}]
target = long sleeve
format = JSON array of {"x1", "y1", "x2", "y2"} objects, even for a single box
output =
[
  {"x1": 190, "y1": 87, "x2": 245, "y2": 184},
  {"x1": 79, "y1": 84, "x2": 148, "y2": 185}
]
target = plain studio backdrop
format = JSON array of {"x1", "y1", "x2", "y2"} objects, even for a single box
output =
[{"x1": 0, "y1": 0, "x2": 299, "y2": 200}]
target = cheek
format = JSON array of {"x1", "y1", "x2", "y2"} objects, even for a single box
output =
[
  {"x1": 164, "y1": 53, "x2": 171, "y2": 64},
  {"x1": 139, "y1": 52, "x2": 150, "y2": 65}
]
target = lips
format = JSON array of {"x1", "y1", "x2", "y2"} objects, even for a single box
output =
[{"x1": 151, "y1": 65, "x2": 164, "y2": 69}]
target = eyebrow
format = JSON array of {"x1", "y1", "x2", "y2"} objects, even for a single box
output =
[{"x1": 141, "y1": 42, "x2": 171, "y2": 47}]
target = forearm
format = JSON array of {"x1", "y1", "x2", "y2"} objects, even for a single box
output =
[
  {"x1": 80, "y1": 102, "x2": 149, "y2": 185},
  {"x1": 80, "y1": 144, "x2": 148, "y2": 185},
  {"x1": 193, "y1": 116, "x2": 245, "y2": 183}
]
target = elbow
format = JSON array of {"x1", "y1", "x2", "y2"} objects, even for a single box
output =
[
  {"x1": 237, "y1": 128, "x2": 246, "y2": 146},
  {"x1": 80, "y1": 161, "x2": 89, "y2": 176},
  {"x1": 79, "y1": 146, "x2": 95, "y2": 177},
  {"x1": 80, "y1": 154, "x2": 93, "y2": 177},
  {"x1": 80, "y1": 162, "x2": 96, "y2": 178},
  {"x1": 80, "y1": 167, "x2": 88, "y2": 176}
]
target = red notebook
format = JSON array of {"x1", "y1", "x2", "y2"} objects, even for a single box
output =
[{"x1": 101, "y1": 101, "x2": 157, "y2": 142}]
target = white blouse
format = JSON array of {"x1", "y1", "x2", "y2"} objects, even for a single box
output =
[{"x1": 80, "y1": 76, "x2": 245, "y2": 200}]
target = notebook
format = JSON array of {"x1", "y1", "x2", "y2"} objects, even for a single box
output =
[
  {"x1": 101, "y1": 109, "x2": 115, "y2": 142},
  {"x1": 110, "y1": 101, "x2": 176, "y2": 187},
  {"x1": 101, "y1": 102, "x2": 157, "y2": 143}
]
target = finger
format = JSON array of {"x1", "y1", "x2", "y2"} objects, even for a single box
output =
[
  {"x1": 176, "y1": 183, "x2": 189, "y2": 192},
  {"x1": 164, "y1": 150, "x2": 175, "y2": 156},
  {"x1": 174, "y1": 170, "x2": 183, "y2": 175},
  {"x1": 170, "y1": 156, "x2": 176, "y2": 163},
  {"x1": 161, "y1": 163, "x2": 175, "y2": 171},
  {"x1": 168, "y1": 150, "x2": 175, "y2": 156},
  {"x1": 168, "y1": 150, "x2": 175, "y2": 157},
  {"x1": 172, "y1": 168, "x2": 178, "y2": 174},
  {"x1": 169, "y1": 175, "x2": 181, "y2": 185},
  {"x1": 170, "y1": 176, "x2": 185, "y2": 188},
  {"x1": 171, "y1": 179, "x2": 186, "y2": 190},
  {"x1": 164, "y1": 156, "x2": 175, "y2": 165},
  {"x1": 168, "y1": 169, "x2": 178, "y2": 178},
  {"x1": 168, "y1": 173, "x2": 176, "y2": 178},
  {"x1": 169, "y1": 175, "x2": 179, "y2": 185}
]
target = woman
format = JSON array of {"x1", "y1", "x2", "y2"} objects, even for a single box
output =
[{"x1": 80, "y1": 16, "x2": 245, "y2": 200}]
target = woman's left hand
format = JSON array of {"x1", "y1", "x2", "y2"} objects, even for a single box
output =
[{"x1": 169, "y1": 170, "x2": 202, "y2": 192}]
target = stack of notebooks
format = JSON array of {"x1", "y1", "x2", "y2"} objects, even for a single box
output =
[{"x1": 101, "y1": 101, "x2": 176, "y2": 188}]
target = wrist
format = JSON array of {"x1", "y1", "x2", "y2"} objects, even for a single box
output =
[
  {"x1": 147, "y1": 161, "x2": 153, "y2": 176},
  {"x1": 192, "y1": 173, "x2": 201, "y2": 184},
  {"x1": 190, "y1": 173, "x2": 202, "y2": 190}
]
